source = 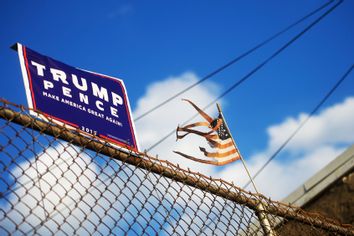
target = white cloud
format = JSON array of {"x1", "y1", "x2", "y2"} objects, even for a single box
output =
[
  {"x1": 0, "y1": 145, "x2": 103, "y2": 235},
  {"x1": 218, "y1": 145, "x2": 345, "y2": 200},
  {"x1": 133, "y1": 73, "x2": 354, "y2": 201},
  {"x1": 0, "y1": 144, "x2": 158, "y2": 235},
  {"x1": 267, "y1": 97, "x2": 354, "y2": 153},
  {"x1": 217, "y1": 97, "x2": 354, "y2": 200},
  {"x1": 2, "y1": 72, "x2": 353, "y2": 234},
  {"x1": 1, "y1": 69, "x2": 226, "y2": 234},
  {"x1": 131, "y1": 73, "x2": 354, "y2": 232},
  {"x1": 133, "y1": 71, "x2": 222, "y2": 173}
]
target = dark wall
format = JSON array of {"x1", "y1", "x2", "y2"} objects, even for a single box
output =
[{"x1": 277, "y1": 168, "x2": 354, "y2": 235}]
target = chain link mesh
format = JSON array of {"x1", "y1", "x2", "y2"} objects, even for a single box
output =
[{"x1": 0, "y1": 99, "x2": 353, "y2": 235}]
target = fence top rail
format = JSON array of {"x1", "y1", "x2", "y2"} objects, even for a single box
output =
[{"x1": 0, "y1": 98, "x2": 353, "y2": 235}]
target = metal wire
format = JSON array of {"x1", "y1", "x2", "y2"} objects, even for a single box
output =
[
  {"x1": 146, "y1": 0, "x2": 343, "y2": 152},
  {"x1": 133, "y1": 0, "x2": 336, "y2": 122},
  {"x1": 0, "y1": 100, "x2": 353, "y2": 235}
]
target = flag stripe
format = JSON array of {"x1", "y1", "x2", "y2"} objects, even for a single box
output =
[
  {"x1": 209, "y1": 138, "x2": 234, "y2": 149},
  {"x1": 200, "y1": 147, "x2": 238, "y2": 158},
  {"x1": 173, "y1": 151, "x2": 240, "y2": 166},
  {"x1": 182, "y1": 99, "x2": 213, "y2": 123},
  {"x1": 175, "y1": 99, "x2": 241, "y2": 166},
  {"x1": 176, "y1": 126, "x2": 216, "y2": 140},
  {"x1": 183, "y1": 122, "x2": 210, "y2": 129}
]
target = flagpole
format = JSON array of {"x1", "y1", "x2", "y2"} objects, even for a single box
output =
[
  {"x1": 216, "y1": 103, "x2": 259, "y2": 192},
  {"x1": 216, "y1": 103, "x2": 275, "y2": 236}
]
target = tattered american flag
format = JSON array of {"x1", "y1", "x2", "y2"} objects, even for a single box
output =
[{"x1": 174, "y1": 99, "x2": 241, "y2": 166}]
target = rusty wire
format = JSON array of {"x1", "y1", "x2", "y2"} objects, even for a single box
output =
[{"x1": 0, "y1": 99, "x2": 353, "y2": 235}]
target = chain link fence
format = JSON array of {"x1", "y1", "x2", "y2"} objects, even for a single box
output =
[{"x1": 0, "y1": 99, "x2": 353, "y2": 235}]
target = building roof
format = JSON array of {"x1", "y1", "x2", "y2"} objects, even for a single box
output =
[{"x1": 282, "y1": 144, "x2": 354, "y2": 207}]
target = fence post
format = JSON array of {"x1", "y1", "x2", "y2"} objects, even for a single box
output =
[{"x1": 255, "y1": 201, "x2": 276, "y2": 236}]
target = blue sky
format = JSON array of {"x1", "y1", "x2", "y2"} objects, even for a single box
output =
[
  {"x1": 1, "y1": 1, "x2": 353, "y2": 196},
  {"x1": 1, "y1": 1, "x2": 354, "y2": 234}
]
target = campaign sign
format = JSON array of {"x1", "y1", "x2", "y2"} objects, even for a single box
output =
[{"x1": 17, "y1": 43, "x2": 139, "y2": 152}]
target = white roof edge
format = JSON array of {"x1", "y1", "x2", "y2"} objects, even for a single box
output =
[{"x1": 282, "y1": 144, "x2": 354, "y2": 207}]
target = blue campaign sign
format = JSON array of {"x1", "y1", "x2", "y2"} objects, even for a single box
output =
[{"x1": 16, "y1": 43, "x2": 139, "y2": 152}]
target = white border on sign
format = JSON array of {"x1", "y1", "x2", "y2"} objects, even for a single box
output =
[
  {"x1": 17, "y1": 43, "x2": 140, "y2": 152},
  {"x1": 17, "y1": 43, "x2": 35, "y2": 116}
]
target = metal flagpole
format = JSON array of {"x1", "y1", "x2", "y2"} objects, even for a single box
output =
[{"x1": 216, "y1": 103, "x2": 275, "y2": 236}]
